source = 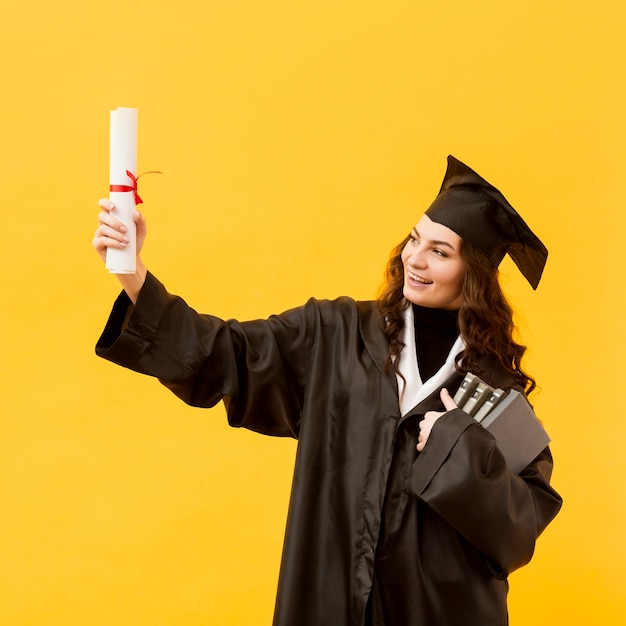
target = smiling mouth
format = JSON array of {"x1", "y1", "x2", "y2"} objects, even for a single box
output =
[{"x1": 408, "y1": 271, "x2": 433, "y2": 285}]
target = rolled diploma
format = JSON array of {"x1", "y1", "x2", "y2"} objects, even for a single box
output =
[{"x1": 106, "y1": 107, "x2": 138, "y2": 274}]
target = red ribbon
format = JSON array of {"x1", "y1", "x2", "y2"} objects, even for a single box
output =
[{"x1": 110, "y1": 170, "x2": 162, "y2": 204}]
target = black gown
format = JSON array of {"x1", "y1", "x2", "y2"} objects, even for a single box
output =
[{"x1": 96, "y1": 273, "x2": 562, "y2": 626}]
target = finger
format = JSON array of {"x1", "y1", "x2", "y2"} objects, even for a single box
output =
[
  {"x1": 97, "y1": 200, "x2": 131, "y2": 234},
  {"x1": 96, "y1": 221, "x2": 128, "y2": 240},
  {"x1": 424, "y1": 410, "x2": 444, "y2": 423},
  {"x1": 134, "y1": 210, "x2": 147, "y2": 233},
  {"x1": 440, "y1": 388, "x2": 458, "y2": 412},
  {"x1": 92, "y1": 232, "x2": 129, "y2": 251},
  {"x1": 94, "y1": 223, "x2": 130, "y2": 246},
  {"x1": 98, "y1": 198, "x2": 116, "y2": 212},
  {"x1": 98, "y1": 210, "x2": 128, "y2": 234}
]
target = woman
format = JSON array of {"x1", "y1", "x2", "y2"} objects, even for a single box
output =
[{"x1": 93, "y1": 155, "x2": 562, "y2": 626}]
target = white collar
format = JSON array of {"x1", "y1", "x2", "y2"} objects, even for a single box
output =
[{"x1": 395, "y1": 303, "x2": 465, "y2": 416}]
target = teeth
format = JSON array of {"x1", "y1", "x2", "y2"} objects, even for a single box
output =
[{"x1": 409, "y1": 271, "x2": 432, "y2": 284}]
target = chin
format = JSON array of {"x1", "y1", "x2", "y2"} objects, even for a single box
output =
[{"x1": 403, "y1": 289, "x2": 429, "y2": 308}]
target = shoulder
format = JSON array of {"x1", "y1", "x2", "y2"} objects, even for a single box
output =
[
  {"x1": 319, "y1": 297, "x2": 381, "y2": 328},
  {"x1": 296, "y1": 296, "x2": 378, "y2": 318},
  {"x1": 259, "y1": 297, "x2": 375, "y2": 336},
  {"x1": 288, "y1": 297, "x2": 382, "y2": 340},
  {"x1": 296, "y1": 297, "x2": 380, "y2": 333},
  {"x1": 472, "y1": 355, "x2": 523, "y2": 392}
]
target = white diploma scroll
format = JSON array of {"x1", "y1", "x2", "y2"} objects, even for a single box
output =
[{"x1": 107, "y1": 107, "x2": 138, "y2": 274}]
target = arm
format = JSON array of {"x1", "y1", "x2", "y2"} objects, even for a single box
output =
[
  {"x1": 410, "y1": 390, "x2": 562, "y2": 576},
  {"x1": 93, "y1": 199, "x2": 320, "y2": 437},
  {"x1": 96, "y1": 272, "x2": 316, "y2": 438},
  {"x1": 92, "y1": 199, "x2": 147, "y2": 303}
]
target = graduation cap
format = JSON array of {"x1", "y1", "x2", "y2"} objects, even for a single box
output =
[{"x1": 425, "y1": 155, "x2": 548, "y2": 289}]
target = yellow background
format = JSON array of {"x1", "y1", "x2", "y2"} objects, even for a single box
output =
[{"x1": 1, "y1": 1, "x2": 624, "y2": 624}]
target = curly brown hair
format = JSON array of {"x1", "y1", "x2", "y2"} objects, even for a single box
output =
[{"x1": 377, "y1": 233, "x2": 536, "y2": 394}]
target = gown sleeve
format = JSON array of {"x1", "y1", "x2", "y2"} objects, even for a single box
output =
[
  {"x1": 96, "y1": 272, "x2": 316, "y2": 438},
  {"x1": 407, "y1": 408, "x2": 562, "y2": 576}
]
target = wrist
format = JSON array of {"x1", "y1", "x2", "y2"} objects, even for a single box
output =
[{"x1": 117, "y1": 257, "x2": 147, "y2": 304}]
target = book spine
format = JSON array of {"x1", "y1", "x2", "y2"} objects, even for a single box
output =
[
  {"x1": 461, "y1": 382, "x2": 493, "y2": 416},
  {"x1": 453, "y1": 373, "x2": 479, "y2": 407},
  {"x1": 472, "y1": 388, "x2": 506, "y2": 423}
]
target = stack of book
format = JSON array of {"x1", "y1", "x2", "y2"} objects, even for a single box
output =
[{"x1": 452, "y1": 373, "x2": 551, "y2": 473}]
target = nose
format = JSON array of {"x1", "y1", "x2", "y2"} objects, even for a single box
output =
[{"x1": 406, "y1": 245, "x2": 427, "y2": 268}]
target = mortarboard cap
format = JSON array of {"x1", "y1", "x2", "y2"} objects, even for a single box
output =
[{"x1": 425, "y1": 155, "x2": 548, "y2": 289}]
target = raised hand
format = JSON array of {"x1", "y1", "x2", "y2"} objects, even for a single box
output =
[{"x1": 417, "y1": 388, "x2": 458, "y2": 452}]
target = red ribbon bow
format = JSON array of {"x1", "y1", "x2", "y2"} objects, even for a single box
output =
[{"x1": 110, "y1": 170, "x2": 162, "y2": 204}]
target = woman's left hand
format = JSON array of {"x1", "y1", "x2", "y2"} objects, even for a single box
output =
[{"x1": 417, "y1": 388, "x2": 458, "y2": 452}]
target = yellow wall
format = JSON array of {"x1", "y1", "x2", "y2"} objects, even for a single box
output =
[{"x1": 1, "y1": 1, "x2": 624, "y2": 624}]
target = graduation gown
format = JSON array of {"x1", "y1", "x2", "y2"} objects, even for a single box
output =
[{"x1": 96, "y1": 272, "x2": 562, "y2": 626}]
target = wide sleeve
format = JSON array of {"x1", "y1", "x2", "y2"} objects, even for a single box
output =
[
  {"x1": 96, "y1": 272, "x2": 316, "y2": 438},
  {"x1": 407, "y1": 408, "x2": 562, "y2": 576}
]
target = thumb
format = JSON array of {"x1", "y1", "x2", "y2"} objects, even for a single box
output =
[{"x1": 440, "y1": 388, "x2": 458, "y2": 412}]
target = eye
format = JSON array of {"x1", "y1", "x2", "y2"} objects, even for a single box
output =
[{"x1": 433, "y1": 248, "x2": 448, "y2": 257}]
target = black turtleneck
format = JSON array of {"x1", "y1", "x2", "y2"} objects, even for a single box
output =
[{"x1": 412, "y1": 304, "x2": 460, "y2": 382}]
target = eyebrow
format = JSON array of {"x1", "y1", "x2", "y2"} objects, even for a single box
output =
[{"x1": 411, "y1": 228, "x2": 457, "y2": 250}]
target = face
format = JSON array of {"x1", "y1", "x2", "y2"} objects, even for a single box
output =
[{"x1": 401, "y1": 215, "x2": 466, "y2": 310}]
